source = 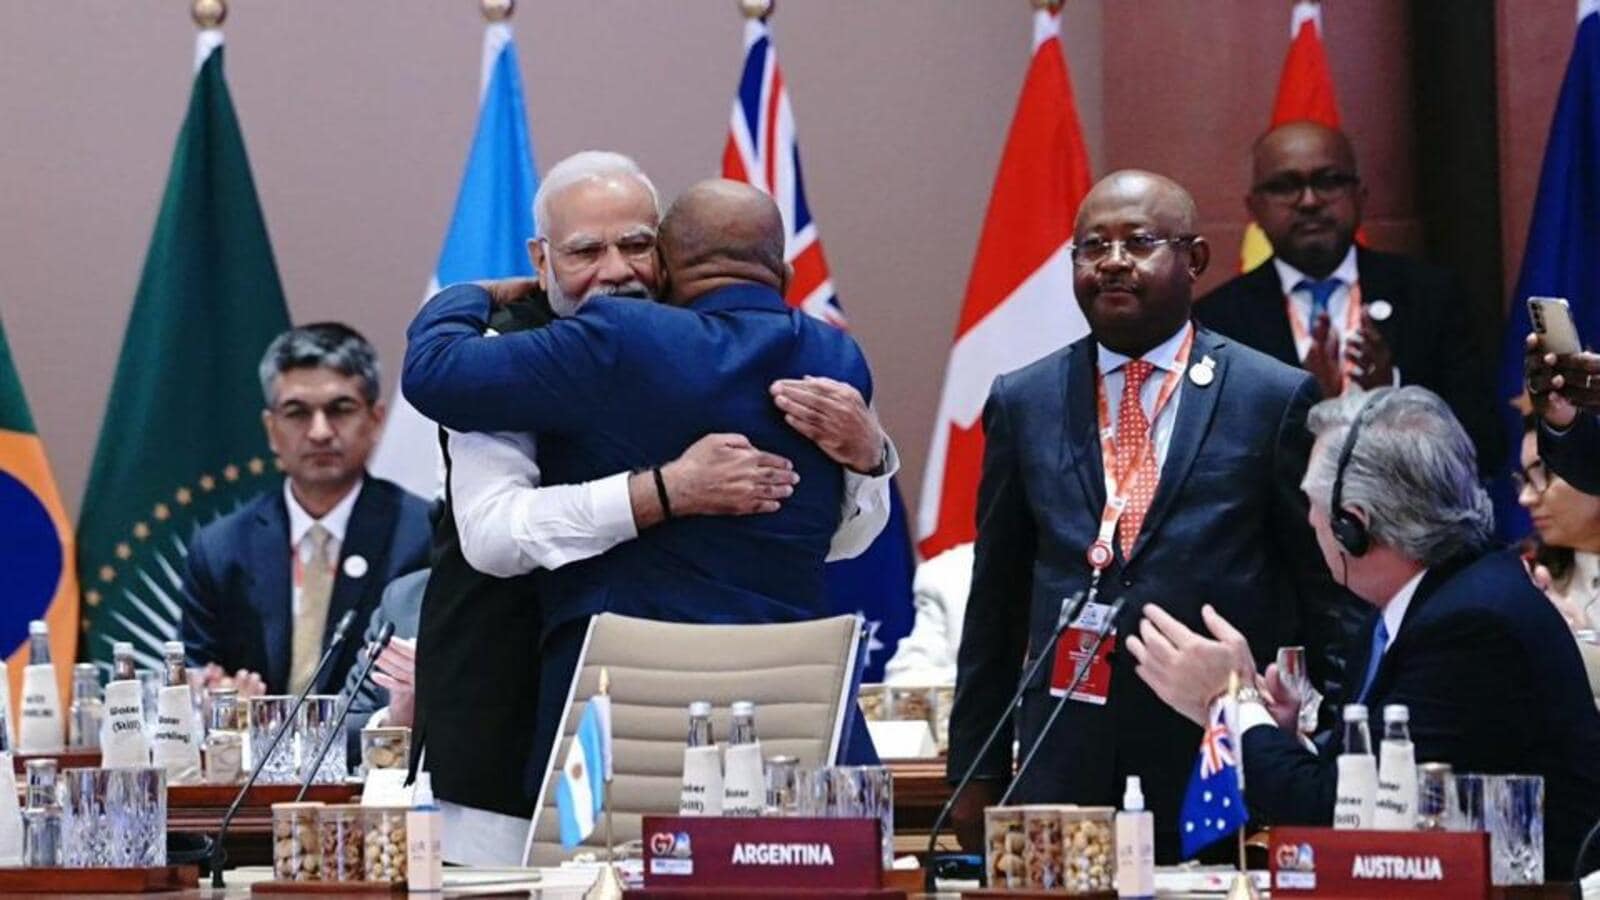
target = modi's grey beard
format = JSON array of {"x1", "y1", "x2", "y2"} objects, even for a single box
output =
[{"x1": 549, "y1": 277, "x2": 652, "y2": 318}]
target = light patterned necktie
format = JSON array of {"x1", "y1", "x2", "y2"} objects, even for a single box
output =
[
  {"x1": 290, "y1": 523, "x2": 335, "y2": 694},
  {"x1": 1114, "y1": 360, "x2": 1160, "y2": 558}
]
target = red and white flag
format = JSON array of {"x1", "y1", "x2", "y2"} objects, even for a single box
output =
[
  {"x1": 1237, "y1": 1, "x2": 1344, "y2": 271},
  {"x1": 917, "y1": 9, "x2": 1094, "y2": 559}
]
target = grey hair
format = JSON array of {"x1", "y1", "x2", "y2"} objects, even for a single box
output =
[
  {"x1": 532, "y1": 150, "x2": 660, "y2": 239},
  {"x1": 258, "y1": 322, "x2": 381, "y2": 407},
  {"x1": 1300, "y1": 386, "x2": 1493, "y2": 566}
]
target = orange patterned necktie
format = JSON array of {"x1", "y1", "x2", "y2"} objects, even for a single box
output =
[{"x1": 1113, "y1": 360, "x2": 1160, "y2": 558}]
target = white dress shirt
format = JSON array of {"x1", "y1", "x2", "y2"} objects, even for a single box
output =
[
  {"x1": 449, "y1": 429, "x2": 899, "y2": 578},
  {"x1": 1095, "y1": 322, "x2": 1192, "y2": 486},
  {"x1": 283, "y1": 478, "x2": 362, "y2": 616}
]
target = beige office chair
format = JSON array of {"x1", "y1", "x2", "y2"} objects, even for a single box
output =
[{"x1": 522, "y1": 612, "x2": 865, "y2": 866}]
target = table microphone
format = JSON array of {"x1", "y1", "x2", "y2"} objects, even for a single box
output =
[
  {"x1": 923, "y1": 586, "x2": 1094, "y2": 894},
  {"x1": 295, "y1": 621, "x2": 396, "y2": 802},
  {"x1": 209, "y1": 608, "x2": 359, "y2": 888},
  {"x1": 998, "y1": 594, "x2": 1127, "y2": 807}
]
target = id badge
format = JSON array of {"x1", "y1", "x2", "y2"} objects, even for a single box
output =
[{"x1": 1049, "y1": 601, "x2": 1117, "y2": 704}]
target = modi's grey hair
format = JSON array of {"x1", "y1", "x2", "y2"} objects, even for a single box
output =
[
  {"x1": 1301, "y1": 386, "x2": 1492, "y2": 565},
  {"x1": 532, "y1": 150, "x2": 660, "y2": 239},
  {"x1": 258, "y1": 322, "x2": 381, "y2": 407}
]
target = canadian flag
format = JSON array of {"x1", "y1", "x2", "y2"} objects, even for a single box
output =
[
  {"x1": 1237, "y1": 1, "x2": 1344, "y2": 271},
  {"x1": 916, "y1": 9, "x2": 1093, "y2": 559}
]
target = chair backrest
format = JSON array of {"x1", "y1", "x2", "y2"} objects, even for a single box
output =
[{"x1": 523, "y1": 612, "x2": 864, "y2": 866}]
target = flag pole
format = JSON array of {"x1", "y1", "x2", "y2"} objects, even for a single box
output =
[
  {"x1": 1225, "y1": 671, "x2": 1260, "y2": 900},
  {"x1": 587, "y1": 667, "x2": 624, "y2": 900},
  {"x1": 600, "y1": 667, "x2": 615, "y2": 863}
]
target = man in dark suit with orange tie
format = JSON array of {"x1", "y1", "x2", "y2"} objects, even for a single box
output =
[
  {"x1": 947, "y1": 170, "x2": 1360, "y2": 862},
  {"x1": 1195, "y1": 121, "x2": 1498, "y2": 473}
]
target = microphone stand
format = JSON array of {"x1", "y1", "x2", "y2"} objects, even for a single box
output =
[
  {"x1": 998, "y1": 595, "x2": 1126, "y2": 806},
  {"x1": 208, "y1": 609, "x2": 359, "y2": 888},
  {"x1": 923, "y1": 585, "x2": 1094, "y2": 894},
  {"x1": 295, "y1": 622, "x2": 395, "y2": 801}
]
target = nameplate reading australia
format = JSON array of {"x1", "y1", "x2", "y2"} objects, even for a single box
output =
[
  {"x1": 1269, "y1": 826, "x2": 1489, "y2": 899},
  {"x1": 642, "y1": 815, "x2": 881, "y2": 890}
]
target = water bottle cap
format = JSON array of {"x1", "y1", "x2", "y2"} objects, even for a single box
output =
[
  {"x1": 1122, "y1": 775, "x2": 1145, "y2": 811},
  {"x1": 113, "y1": 642, "x2": 134, "y2": 656},
  {"x1": 162, "y1": 641, "x2": 184, "y2": 656},
  {"x1": 688, "y1": 700, "x2": 712, "y2": 717},
  {"x1": 73, "y1": 663, "x2": 97, "y2": 675},
  {"x1": 1342, "y1": 704, "x2": 1369, "y2": 722},
  {"x1": 731, "y1": 701, "x2": 755, "y2": 717},
  {"x1": 28, "y1": 620, "x2": 47, "y2": 635},
  {"x1": 1382, "y1": 704, "x2": 1409, "y2": 723}
]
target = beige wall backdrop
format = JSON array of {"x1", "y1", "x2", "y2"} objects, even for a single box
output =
[
  {"x1": 0, "y1": 0, "x2": 1103, "y2": 522},
  {"x1": 0, "y1": 0, "x2": 1573, "y2": 537}
]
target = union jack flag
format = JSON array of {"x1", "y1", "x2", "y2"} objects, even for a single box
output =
[
  {"x1": 1179, "y1": 694, "x2": 1248, "y2": 859},
  {"x1": 722, "y1": 16, "x2": 845, "y2": 329}
]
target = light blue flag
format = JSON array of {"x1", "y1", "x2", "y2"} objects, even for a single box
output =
[
  {"x1": 370, "y1": 22, "x2": 540, "y2": 497},
  {"x1": 557, "y1": 696, "x2": 611, "y2": 849}
]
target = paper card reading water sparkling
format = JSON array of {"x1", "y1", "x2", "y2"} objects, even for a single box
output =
[
  {"x1": 18, "y1": 664, "x2": 62, "y2": 752},
  {"x1": 151, "y1": 685, "x2": 202, "y2": 784}
]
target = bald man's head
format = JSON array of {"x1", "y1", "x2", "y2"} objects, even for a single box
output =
[
  {"x1": 657, "y1": 179, "x2": 788, "y2": 304},
  {"x1": 1071, "y1": 169, "x2": 1209, "y2": 357},
  {"x1": 1246, "y1": 120, "x2": 1365, "y2": 278}
]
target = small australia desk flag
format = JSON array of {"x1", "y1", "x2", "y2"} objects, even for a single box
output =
[
  {"x1": 557, "y1": 679, "x2": 614, "y2": 850},
  {"x1": 1180, "y1": 685, "x2": 1249, "y2": 860}
]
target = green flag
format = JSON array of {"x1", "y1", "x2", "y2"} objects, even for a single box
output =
[{"x1": 77, "y1": 38, "x2": 291, "y2": 670}]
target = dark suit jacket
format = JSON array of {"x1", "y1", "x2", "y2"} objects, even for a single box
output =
[
  {"x1": 947, "y1": 325, "x2": 1362, "y2": 863},
  {"x1": 1196, "y1": 248, "x2": 1501, "y2": 474},
  {"x1": 179, "y1": 476, "x2": 432, "y2": 694},
  {"x1": 1241, "y1": 548, "x2": 1600, "y2": 876},
  {"x1": 342, "y1": 567, "x2": 426, "y2": 762},
  {"x1": 1539, "y1": 412, "x2": 1600, "y2": 496},
  {"x1": 404, "y1": 282, "x2": 870, "y2": 634}
]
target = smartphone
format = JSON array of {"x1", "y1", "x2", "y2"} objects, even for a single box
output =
[{"x1": 1530, "y1": 296, "x2": 1583, "y2": 355}]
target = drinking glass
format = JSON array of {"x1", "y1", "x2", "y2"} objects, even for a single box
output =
[
  {"x1": 763, "y1": 755, "x2": 801, "y2": 816},
  {"x1": 1275, "y1": 646, "x2": 1316, "y2": 732},
  {"x1": 59, "y1": 767, "x2": 166, "y2": 867},
  {"x1": 823, "y1": 765, "x2": 894, "y2": 869},
  {"x1": 1416, "y1": 762, "x2": 1456, "y2": 830},
  {"x1": 1488, "y1": 775, "x2": 1543, "y2": 886},
  {"x1": 300, "y1": 695, "x2": 347, "y2": 784},
  {"x1": 249, "y1": 695, "x2": 300, "y2": 784},
  {"x1": 1451, "y1": 773, "x2": 1487, "y2": 832}
]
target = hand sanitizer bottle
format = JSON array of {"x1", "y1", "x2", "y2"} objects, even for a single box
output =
[{"x1": 1115, "y1": 775, "x2": 1155, "y2": 898}]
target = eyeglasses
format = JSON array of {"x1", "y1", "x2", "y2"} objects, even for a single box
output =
[
  {"x1": 1513, "y1": 460, "x2": 1552, "y2": 496},
  {"x1": 1251, "y1": 170, "x2": 1361, "y2": 204},
  {"x1": 1067, "y1": 233, "x2": 1196, "y2": 266},
  {"x1": 542, "y1": 232, "x2": 658, "y2": 269}
]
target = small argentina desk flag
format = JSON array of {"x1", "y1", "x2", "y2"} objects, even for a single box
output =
[
  {"x1": 557, "y1": 686, "x2": 613, "y2": 850},
  {"x1": 1180, "y1": 690, "x2": 1248, "y2": 859}
]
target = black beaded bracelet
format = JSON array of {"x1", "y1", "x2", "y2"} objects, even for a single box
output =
[{"x1": 652, "y1": 466, "x2": 674, "y2": 520}]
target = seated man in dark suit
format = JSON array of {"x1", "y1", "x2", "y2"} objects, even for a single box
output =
[
  {"x1": 1130, "y1": 386, "x2": 1600, "y2": 877},
  {"x1": 180, "y1": 323, "x2": 432, "y2": 696},
  {"x1": 404, "y1": 179, "x2": 881, "y2": 797},
  {"x1": 342, "y1": 568, "x2": 426, "y2": 748},
  {"x1": 947, "y1": 170, "x2": 1360, "y2": 861},
  {"x1": 1196, "y1": 121, "x2": 1498, "y2": 473}
]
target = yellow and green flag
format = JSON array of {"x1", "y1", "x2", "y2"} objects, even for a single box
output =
[{"x1": 0, "y1": 314, "x2": 78, "y2": 722}]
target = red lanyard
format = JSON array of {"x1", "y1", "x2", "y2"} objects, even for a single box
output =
[
  {"x1": 1085, "y1": 325, "x2": 1194, "y2": 572},
  {"x1": 1285, "y1": 281, "x2": 1364, "y2": 392}
]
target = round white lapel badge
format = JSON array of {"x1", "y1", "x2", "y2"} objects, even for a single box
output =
[
  {"x1": 342, "y1": 554, "x2": 369, "y2": 579},
  {"x1": 1366, "y1": 299, "x2": 1394, "y2": 322},
  {"x1": 1189, "y1": 362, "x2": 1215, "y2": 387}
]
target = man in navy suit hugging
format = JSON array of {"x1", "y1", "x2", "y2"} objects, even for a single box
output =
[
  {"x1": 405, "y1": 179, "x2": 885, "y2": 788},
  {"x1": 1130, "y1": 386, "x2": 1600, "y2": 876},
  {"x1": 180, "y1": 323, "x2": 432, "y2": 697}
]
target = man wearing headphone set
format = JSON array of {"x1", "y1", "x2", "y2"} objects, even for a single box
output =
[{"x1": 1128, "y1": 386, "x2": 1600, "y2": 877}]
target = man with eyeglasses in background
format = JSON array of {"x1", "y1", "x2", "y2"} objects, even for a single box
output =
[
  {"x1": 947, "y1": 169, "x2": 1360, "y2": 863},
  {"x1": 1196, "y1": 121, "x2": 1498, "y2": 473}
]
